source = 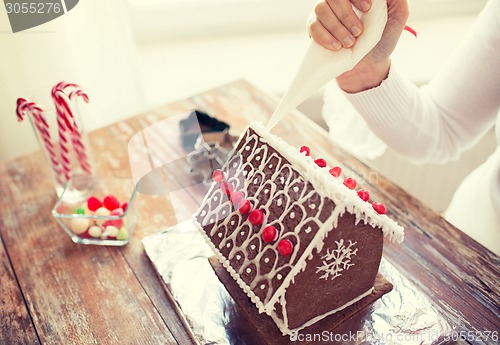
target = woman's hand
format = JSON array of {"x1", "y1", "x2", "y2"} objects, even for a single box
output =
[{"x1": 308, "y1": 0, "x2": 409, "y2": 93}]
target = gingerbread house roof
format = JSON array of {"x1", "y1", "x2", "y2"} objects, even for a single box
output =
[{"x1": 194, "y1": 123, "x2": 404, "y2": 316}]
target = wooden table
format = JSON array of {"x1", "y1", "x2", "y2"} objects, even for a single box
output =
[{"x1": 1, "y1": 80, "x2": 498, "y2": 345}]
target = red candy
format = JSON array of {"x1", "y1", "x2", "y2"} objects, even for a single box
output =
[
  {"x1": 220, "y1": 182, "x2": 234, "y2": 195},
  {"x1": 314, "y1": 158, "x2": 327, "y2": 168},
  {"x1": 121, "y1": 202, "x2": 128, "y2": 211},
  {"x1": 343, "y1": 177, "x2": 357, "y2": 190},
  {"x1": 357, "y1": 189, "x2": 370, "y2": 202},
  {"x1": 212, "y1": 169, "x2": 225, "y2": 182},
  {"x1": 103, "y1": 195, "x2": 120, "y2": 211},
  {"x1": 262, "y1": 225, "x2": 277, "y2": 243},
  {"x1": 277, "y1": 239, "x2": 293, "y2": 256},
  {"x1": 299, "y1": 146, "x2": 311, "y2": 156},
  {"x1": 103, "y1": 208, "x2": 124, "y2": 228},
  {"x1": 372, "y1": 202, "x2": 387, "y2": 215},
  {"x1": 230, "y1": 191, "x2": 244, "y2": 205},
  {"x1": 248, "y1": 209, "x2": 264, "y2": 226},
  {"x1": 329, "y1": 166, "x2": 342, "y2": 178},
  {"x1": 238, "y1": 200, "x2": 252, "y2": 214},
  {"x1": 87, "y1": 196, "x2": 102, "y2": 212}
]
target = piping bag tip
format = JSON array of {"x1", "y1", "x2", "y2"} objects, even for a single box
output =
[{"x1": 266, "y1": 0, "x2": 388, "y2": 131}]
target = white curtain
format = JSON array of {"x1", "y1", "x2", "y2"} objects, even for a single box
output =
[{"x1": 0, "y1": 0, "x2": 144, "y2": 162}]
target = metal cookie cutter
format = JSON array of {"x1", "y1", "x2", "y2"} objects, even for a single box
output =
[{"x1": 186, "y1": 127, "x2": 238, "y2": 185}]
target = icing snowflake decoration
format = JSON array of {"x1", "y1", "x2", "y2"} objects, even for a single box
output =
[{"x1": 316, "y1": 239, "x2": 358, "y2": 281}]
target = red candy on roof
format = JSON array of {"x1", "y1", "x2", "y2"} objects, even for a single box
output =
[{"x1": 278, "y1": 239, "x2": 293, "y2": 256}]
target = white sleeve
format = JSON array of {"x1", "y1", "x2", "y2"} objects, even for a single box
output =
[{"x1": 342, "y1": 0, "x2": 500, "y2": 164}]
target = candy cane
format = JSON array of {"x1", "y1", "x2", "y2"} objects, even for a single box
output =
[
  {"x1": 51, "y1": 87, "x2": 73, "y2": 181},
  {"x1": 68, "y1": 88, "x2": 92, "y2": 174},
  {"x1": 16, "y1": 98, "x2": 64, "y2": 186},
  {"x1": 51, "y1": 82, "x2": 92, "y2": 176}
]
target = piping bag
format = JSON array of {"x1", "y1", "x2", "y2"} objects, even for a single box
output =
[{"x1": 266, "y1": 0, "x2": 388, "y2": 130}]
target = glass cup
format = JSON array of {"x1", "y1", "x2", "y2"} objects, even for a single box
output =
[
  {"x1": 52, "y1": 175, "x2": 138, "y2": 246},
  {"x1": 28, "y1": 86, "x2": 94, "y2": 199}
]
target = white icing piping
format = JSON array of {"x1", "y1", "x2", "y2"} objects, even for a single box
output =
[{"x1": 270, "y1": 287, "x2": 375, "y2": 335}]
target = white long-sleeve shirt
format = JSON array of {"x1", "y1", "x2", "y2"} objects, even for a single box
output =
[{"x1": 342, "y1": 0, "x2": 500, "y2": 254}]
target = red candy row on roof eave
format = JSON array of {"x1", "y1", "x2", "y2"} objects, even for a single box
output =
[
  {"x1": 211, "y1": 169, "x2": 294, "y2": 257},
  {"x1": 298, "y1": 145, "x2": 387, "y2": 215}
]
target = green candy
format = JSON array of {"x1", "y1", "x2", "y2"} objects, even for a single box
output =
[
  {"x1": 116, "y1": 227, "x2": 128, "y2": 240},
  {"x1": 76, "y1": 207, "x2": 85, "y2": 215}
]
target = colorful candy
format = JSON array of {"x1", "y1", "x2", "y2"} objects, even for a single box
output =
[
  {"x1": 329, "y1": 166, "x2": 342, "y2": 178},
  {"x1": 230, "y1": 191, "x2": 244, "y2": 205},
  {"x1": 299, "y1": 145, "x2": 311, "y2": 156},
  {"x1": 248, "y1": 209, "x2": 264, "y2": 226},
  {"x1": 357, "y1": 189, "x2": 370, "y2": 202},
  {"x1": 372, "y1": 202, "x2": 387, "y2": 215},
  {"x1": 103, "y1": 195, "x2": 120, "y2": 211},
  {"x1": 262, "y1": 225, "x2": 278, "y2": 243},
  {"x1": 212, "y1": 169, "x2": 225, "y2": 182},
  {"x1": 70, "y1": 217, "x2": 90, "y2": 235},
  {"x1": 344, "y1": 177, "x2": 357, "y2": 190},
  {"x1": 238, "y1": 200, "x2": 252, "y2": 214},
  {"x1": 67, "y1": 194, "x2": 130, "y2": 242},
  {"x1": 277, "y1": 239, "x2": 293, "y2": 256},
  {"x1": 87, "y1": 196, "x2": 102, "y2": 212},
  {"x1": 220, "y1": 182, "x2": 234, "y2": 195},
  {"x1": 314, "y1": 158, "x2": 327, "y2": 168}
]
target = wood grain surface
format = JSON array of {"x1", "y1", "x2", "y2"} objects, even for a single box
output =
[{"x1": 1, "y1": 80, "x2": 498, "y2": 345}]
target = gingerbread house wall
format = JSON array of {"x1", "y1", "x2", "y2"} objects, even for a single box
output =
[{"x1": 273, "y1": 212, "x2": 384, "y2": 331}]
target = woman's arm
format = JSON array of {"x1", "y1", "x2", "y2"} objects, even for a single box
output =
[{"x1": 310, "y1": 0, "x2": 500, "y2": 163}]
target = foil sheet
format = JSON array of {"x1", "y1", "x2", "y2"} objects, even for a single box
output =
[{"x1": 143, "y1": 221, "x2": 455, "y2": 345}]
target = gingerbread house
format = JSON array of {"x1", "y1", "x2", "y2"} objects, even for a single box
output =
[{"x1": 194, "y1": 123, "x2": 404, "y2": 335}]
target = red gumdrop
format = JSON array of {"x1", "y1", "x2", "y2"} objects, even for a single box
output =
[
  {"x1": 230, "y1": 191, "x2": 244, "y2": 205},
  {"x1": 248, "y1": 209, "x2": 264, "y2": 226},
  {"x1": 212, "y1": 169, "x2": 225, "y2": 183},
  {"x1": 343, "y1": 177, "x2": 357, "y2": 190},
  {"x1": 87, "y1": 196, "x2": 102, "y2": 212},
  {"x1": 262, "y1": 225, "x2": 278, "y2": 243},
  {"x1": 314, "y1": 158, "x2": 327, "y2": 168},
  {"x1": 329, "y1": 166, "x2": 342, "y2": 178},
  {"x1": 372, "y1": 202, "x2": 387, "y2": 215},
  {"x1": 299, "y1": 145, "x2": 311, "y2": 156},
  {"x1": 357, "y1": 189, "x2": 370, "y2": 202},
  {"x1": 103, "y1": 195, "x2": 120, "y2": 211},
  {"x1": 238, "y1": 200, "x2": 252, "y2": 214},
  {"x1": 277, "y1": 239, "x2": 293, "y2": 256},
  {"x1": 220, "y1": 182, "x2": 234, "y2": 195},
  {"x1": 121, "y1": 202, "x2": 128, "y2": 211}
]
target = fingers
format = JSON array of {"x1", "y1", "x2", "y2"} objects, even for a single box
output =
[
  {"x1": 308, "y1": 18, "x2": 343, "y2": 51},
  {"x1": 310, "y1": 0, "x2": 372, "y2": 51}
]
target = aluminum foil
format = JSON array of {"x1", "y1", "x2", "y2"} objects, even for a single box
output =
[{"x1": 143, "y1": 221, "x2": 455, "y2": 345}]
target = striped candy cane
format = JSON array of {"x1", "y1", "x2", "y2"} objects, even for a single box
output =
[
  {"x1": 51, "y1": 87, "x2": 73, "y2": 182},
  {"x1": 51, "y1": 82, "x2": 92, "y2": 177},
  {"x1": 16, "y1": 98, "x2": 64, "y2": 186},
  {"x1": 68, "y1": 88, "x2": 92, "y2": 174}
]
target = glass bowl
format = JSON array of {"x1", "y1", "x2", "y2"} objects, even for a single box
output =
[{"x1": 52, "y1": 175, "x2": 138, "y2": 246}]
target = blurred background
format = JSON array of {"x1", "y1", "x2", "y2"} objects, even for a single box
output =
[{"x1": 0, "y1": 0, "x2": 494, "y2": 212}]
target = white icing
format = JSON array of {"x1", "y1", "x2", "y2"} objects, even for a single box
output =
[
  {"x1": 310, "y1": 204, "x2": 316, "y2": 209},
  {"x1": 250, "y1": 244, "x2": 256, "y2": 250},
  {"x1": 277, "y1": 274, "x2": 282, "y2": 280},
  {"x1": 261, "y1": 284, "x2": 266, "y2": 290},
  {"x1": 231, "y1": 220, "x2": 235, "y2": 225},
  {"x1": 246, "y1": 268, "x2": 252, "y2": 274},
  {"x1": 277, "y1": 199, "x2": 283, "y2": 206},
  {"x1": 264, "y1": 257, "x2": 270, "y2": 263},
  {"x1": 236, "y1": 255, "x2": 241, "y2": 260},
  {"x1": 316, "y1": 239, "x2": 358, "y2": 281},
  {"x1": 305, "y1": 227, "x2": 312, "y2": 234},
  {"x1": 270, "y1": 287, "x2": 374, "y2": 335}
]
